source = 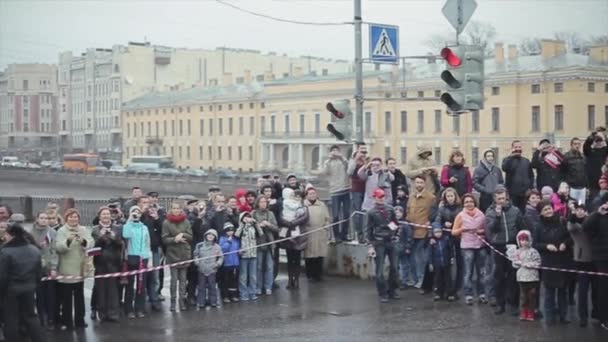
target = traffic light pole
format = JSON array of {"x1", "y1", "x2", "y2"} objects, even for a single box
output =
[{"x1": 354, "y1": 0, "x2": 364, "y2": 144}]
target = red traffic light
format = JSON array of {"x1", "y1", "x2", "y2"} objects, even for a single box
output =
[
  {"x1": 326, "y1": 102, "x2": 345, "y2": 119},
  {"x1": 441, "y1": 47, "x2": 462, "y2": 67}
]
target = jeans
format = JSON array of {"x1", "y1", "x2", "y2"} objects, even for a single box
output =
[
  {"x1": 412, "y1": 239, "x2": 429, "y2": 288},
  {"x1": 462, "y1": 248, "x2": 490, "y2": 298},
  {"x1": 399, "y1": 252, "x2": 415, "y2": 286},
  {"x1": 239, "y1": 257, "x2": 257, "y2": 300},
  {"x1": 170, "y1": 267, "x2": 188, "y2": 301},
  {"x1": 351, "y1": 192, "x2": 364, "y2": 239},
  {"x1": 257, "y1": 248, "x2": 274, "y2": 293},
  {"x1": 331, "y1": 191, "x2": 351, "y2": 241},
  {"x1": 146, "y1": 248, "x2": 161, "y2": 303},
  {"x1": 545, "y1": 286, "x2": 568, "y2": 321},
  {"x1": 373, "y1": 242, "x2": 399, "y2": 298},
  {"x1": 197, "y1": 272, "x2": 218, "y2": 306},
  {"x1": 35, "y1": 279, "x2": 56, "y2": 325},
  {"x1": 3, "y1": 290, "x2": 46, "y2": 342},
  {"x1": 576, "y1": 262, "x2": 598, "y2": 321},
  {"x1": 570, "y1": 187, "x2": 587, "y2": 205}
]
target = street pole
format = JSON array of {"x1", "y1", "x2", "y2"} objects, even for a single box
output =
[{"x1": 354, "y1": 0, "x2": 364, "y2": 144}]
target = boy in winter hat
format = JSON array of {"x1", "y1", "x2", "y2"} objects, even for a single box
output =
[
  {"x1": 509, "y1": 230, "x2": 541, "y2": 322},
  {"x1": 219, "y1": 222, "x2": 241, "y2": 302},
  {"x1": 193, "y1": 229, "x2": 224, "y2": 309}
]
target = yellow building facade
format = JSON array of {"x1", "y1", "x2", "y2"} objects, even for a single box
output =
[{"x1": 122, "y1": 40, "x2": 608, "y2": 172}]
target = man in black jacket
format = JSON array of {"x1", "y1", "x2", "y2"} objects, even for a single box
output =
[
  {"x1": 502, "y1": 140, "x2": 534, "y2": 211},
  {"x1": 366, "y1": 189, "x2": 401, "y2": 303},
  {"x1": 561, "y1": 137, "x2": 588, "y2": 205},
  {"x1": 387, "y1": 157, "x2": 408, "y2": 202},
  {"x1": 138, "y1": 195, "x2": 163, "y2": 311},
  {"x1": 584, "y1": 129, "x2": 608, "y2": 200},
  {"x1": 531, "y1": 139, "x2": 561, "y2": 191}
]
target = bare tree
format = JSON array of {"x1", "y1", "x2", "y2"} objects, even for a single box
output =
[
  {"x1": 518, "y1": 37, "x2": 542, "y2": 56},
  {"x1": 461, "y1": 21, "x2": 497, "y2": 56},
  {"x1": 422, "y1": 33, "x2": 455, "y2": 52},
  {"x1": 589, "y1": 34, "x2": 608, "y2": 46},
  {"x1": 553, "y1": 31, "x2": 587, "y2": 52}
]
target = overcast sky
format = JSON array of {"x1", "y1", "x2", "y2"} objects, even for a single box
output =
[{"x1": 1, "y1": 0, "x2": 606, "y2": 69}]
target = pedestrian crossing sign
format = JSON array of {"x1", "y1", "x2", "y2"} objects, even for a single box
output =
[{"x1": 369, "y1": 24, "x2": 399, "y2": 64}]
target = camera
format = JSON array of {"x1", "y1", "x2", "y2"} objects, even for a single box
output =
[{"x1": 594, "y1": 135, "x2": 604, "y2": 143}]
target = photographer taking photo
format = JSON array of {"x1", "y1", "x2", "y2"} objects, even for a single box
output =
[{"x1": 584, "y1": 127, "x2": 608, "y2": 199}]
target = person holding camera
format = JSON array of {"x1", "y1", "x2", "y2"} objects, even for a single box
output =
[
  {"x1": 122, "y1": 206, "x2": 151, "y2": 319},
  {"x1": 532, "y1": 139, "x2": 563, "y2": 192},
  {"x1": 235, "y1": 212, "x2": 264, "y2": 300},
  {"x1": 347, "y1": 143, "x2": 369, "y2": 243},
  {"x1": 584, "y1": 128, "x2": 608, "y2": 200},
  {"x1": 321, "y1": 145, "x2": 351, "y2": 244},
  {"x1": 91, "y1": 207, "x2": 123, "y2": 323},
  {"x1": 502, "y1": 140, "x2": 534, "y2": 211},
  {"x1": 561, "y1": 137, "x2": 588, "y2": 205},
  {"x1": 358, "y1": 157, "x2": 395, "y2": 213}
]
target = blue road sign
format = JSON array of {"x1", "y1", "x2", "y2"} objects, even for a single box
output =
[{"x1": 369, "y1": 24, "x2": 399, "y2": 64}]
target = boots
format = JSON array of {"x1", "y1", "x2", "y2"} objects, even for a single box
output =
[
  {"x1": 286, "y1": 268, "x2": 294, "y2": 289},
  {"x1": 170, "y1": 298, "x2": 176, "y2": 312},
  {"x1": 519, "y1": 309, "x2": 527, "y2": 321},
  {"x1": 525, "y1": 309, "x2": 535, "y2": 321}
]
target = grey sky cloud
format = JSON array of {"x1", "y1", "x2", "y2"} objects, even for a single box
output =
[{"x1": 0, "y1": 0, "x2": 606, "y2": 69}]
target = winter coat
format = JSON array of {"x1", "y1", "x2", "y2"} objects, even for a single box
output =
[
  {"x1": 429, "y1": 233, "x2": 453, "y2": 268},
  {"x1": 252, "y1": 208, "x2": 279, "y2": 252},
  {"x1": 235, "y1": 223, "x2": 263, "y2": 258},
  {"x1": 567, "y1": 217, "x2": 592, "y2": 263},
  {"x1": 122, "y1": 220, "x2": 151, "y2": 260},
  {"x1": 433, "y1": 204, "x2": 461, "y2": 232},
  {"x1": 502, "y1": 155, "x2": 534, "y2": 195},
  {"x1": 193, "y1": 241, "x2": 223, "y2": 276},
  {"x1": 484, "y1": 202, "x2": 526, "y2": 246},
  {"x1": 55, "y1": 224, "x2": 95, "y2": 284},
  {"x1": 452, "y1": 208, "x2": 486, "y2": 249},
  {"x1": 162, "y1": 214, "x2": 193, "y2": 267},
  {"x1": 304, "y1": 199, "x2": 330, "y2": 259},
  {"x1": 406, "y1": 145, "x2": 439, "y2": 195},
  {"x1": 0, "y1": 238, "x2": 42, "y2": 294},
  {"x1": 531, "y1": 149, "x2": 562, "y2": 191},
  {"x1": 208, "y1": 207, "x2": 233, "y2": 234},
  {"x1": 440, "y1": 164, "x2": 472, "y2": 197},
  {"x1": 407, "y1": 191, "x2": 437, "y2": 239},
  {"x1": 279, "y1": 205, "x2": 309, "y2": 251},
  {"x1": 219, "y1": 236, "x2": 240, "y2": 267},
  {"x1": 561, "y1": 150, "x2": 587, "y2": 188},
  {"x1": 191, "y1": 216, "x2": 211, "y2": 249},
  {"x1": 321, "y1": 156, "x2": 351, "y2": 195},
  {"x1": 510, "y1": 231, "x2": 541, "y2": 282},
  {"x1": 523, "y1": 205, "x2": 540, "y2": 235},
  {"x1": 347, "y1": 159, "x2": 366, "y2": 193},
  {"x1": 583, "y1": 135, "x2": 608, "y2": 191},
  {"x1": 358, "y1": 168, "x2": 394, "y2": 211},
  {"x1": 28, "y1": 224, "x2": 58, "y2": 274},
  {"x1": 582, "y1": 211, "x2": 608, "y2": 261},
  {"x1": 366, "y1": 203, "x2": 399, "y2": 244},
  {"x1": 473, "y1": 158, "x2": 504, "y2": 196},
  {"x1": 141, "y1": 213, "x2": 162, "y2": 250},
  {"x1": 399, "y1": 222, "x2": 413, "y2": 251},
  {"x1": 91, "y1": 223, "x2": 124, "y2": 274},
  {"x1": 534, "y1": 215, "x2": 572, "y2": 287},
  {"x1": 389, "y1": 169, "x2": 408, "y2": 202}
]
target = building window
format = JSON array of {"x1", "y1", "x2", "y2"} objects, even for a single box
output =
[
  {"x1": 417, "y1": 91, "x2": 424, "y2": 98},
  {"x1": 208, "y1": 146, "x2": 212, "y2": 159},
  {"x1": 491, "y1": 86, "x2": 500, "y2": 95},
  {"x1": 270, "y1": 115, "x2": 276, "y2": 133},
  {"x1": 605, "y1": 106, "x2": 608, "y2": 127},
  {"x1": 434, "y1": 147, "x2": 441, "y2": 165},
  {"x1": 199, "y1": 146, "x2": 203, "y2": 160},
  {"x1": 147, "y1": 122, "x2": 151, "y2": 136},
  {"x1": 228, "y1": 104, "x2": 233, "y2": 110},
  {"x1": 384, "y1": 147, "x2": 391, "y2": 161},
  {"x1": 314, "y1": 114, "x2": 320, "y2": 133},
  {"x1": 200, "y1": 106, "x2": 204, "y2": 112},
  {"x1": 219, "y1": 118, "x2": 223, "y2": 135},
  {"x1": 228, "y1": 147, "x2": 232, "y2": 160},
  {"x1": 400, "y1": 111, "x2": 407, "y2": 133},
  {"x1": 23, "y1": 80, "x2": 29, "y2": 90},
  {"x1": 261, "y1": 102, "x2": 265, "y2": 109},
  {"x1": 365, "y1": 112, "x2": 372, "y2": 134},
  {"x1": 384, "y1": 111, "x2": 391, "y2": 134},
  {"x1": 218, "y1": 147, "x2": 222, "y2": 160},
  {"x1": 471, "y1": 110, "x2": 479, "y2": 133},
  {"x1": 400, "y1": 147, "x2": 407, "y2": 164},
  {"x1": 531, "y1": 106, "x2": 540, "y2": 132},
  {"x1": 239, "y1": 117, "x2": 244, "y2": 135},
  {"x1": 299, "y1": 114, "x2": 305, "y2": 134},
  {"x1": 284, "y1": 114, "x2": 290, "y2": 134},
  {"x1": 588, "y1": 105, "x2": 596, "y2": 131},
  {"x1": 239, "y1": 103, "x2": 243, "y2": 110},
  {"x1": 554, "y1": 82, "x2": 563, "y2": 93},
  {"x1": 134, "y1": 122, "x2": 138, "y2": 137},
  {"x1": 218, "y1": 105, "x2": 222, "y2": 111},
  {"x1": 491, "y1": 107, "x2": 500, "y2": 132},
  {"x1": 186, "y1": 146, "x2": 190, "y2": 159},
  {"x1": 200, "y1": 119, "x2": 204, "y2": 136},
  {"x1": 171, "y1": 120, "x2": 175, "y2": 136},
  {"x1": 179, "y1": 120, "x2": 183, "y2": 135},
  {"x1": 249, "y1": 116, "x2": 255, "y2": 135},
  {"x1": 249, "y1": 103, "x2": 254, "y2": 109},
  {"x1": 588, "y1": 82, "x2": 595, "y2": 92},
  {"x1": 417, "y1": 110, "x2": 424, "y2": 133},
  {"x1": 434, "y1": 110, "x2": 442, "y2": 133},
  {"x1": 471, "y1": 147, "x2": 479, "y2": 167},
  {"x1": 238, "y1": 146, "x2": 242, "y2": 160},
  {"x1": 209, "y1": 118, "x2": 213, "y2": 135},
  {"x1": 605, "y1": 83, "x2": 608, "y2": 93},
  {"x1": 170, "y1": 146, "x2": 174, "y2": 157},
  {"x1": 187, "y1": 120, "x2": 191, "y2": 136},
  {"x1": 434, "y1": 90, "x2": 441, "y2": 97},
  {"x1": 452, "y1": 115, "x2": 460, "y2": 133},
  {"x1": 228, "y1": 118, "x2": 233, "y2": 135},
  {"x1": 163, "y1": 121, "x2": 167, "y2": 136},
  {"x1": 531, "y1": 84, "x2": 540, "y2": 94},
  {"x1": 248, "y1": 146, "x2": 253, "y2": 160},
  {"x1": 554, "y1": 105, "x2": 564, "y2": 131},
  {"x1": 260, "y1": 116, "x2": 265, "y2": 134}
]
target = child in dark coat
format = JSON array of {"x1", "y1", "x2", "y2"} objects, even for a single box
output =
[
  {"x1": 429, "y1": 227, "x2": 455, "y2": 301},
  {"x1": 218, "y1": 222, "x2": 241, "y2": 303}
]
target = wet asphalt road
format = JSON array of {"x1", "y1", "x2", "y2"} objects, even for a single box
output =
[{"x1": 43, "y1": 277, "x2": 605, "y2": 342}]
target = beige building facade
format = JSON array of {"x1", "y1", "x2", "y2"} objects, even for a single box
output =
[{"x1": 122, "y1": 40, "x2": 608, "y2": 172}]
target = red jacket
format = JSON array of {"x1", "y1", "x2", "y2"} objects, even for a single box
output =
[{"x1": 440, "y1": 164, "x2": 472, "y2": 196}]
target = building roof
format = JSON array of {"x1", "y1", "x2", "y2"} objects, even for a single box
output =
[{"x1": 123, "y1": 53, "x2": 608, "y2": 110}]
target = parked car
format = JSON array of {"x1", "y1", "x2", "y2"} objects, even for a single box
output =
[
  {"x1": 216, "y1": 169, "x2": 238, "y2": 179},
  {"x1": 109, "y1": 165, "x2": 127, "y2": 174},
  {"x1": 158, "y1": 168, "x2": 182, "y2": 176},
  {"x1": 49, "y1": 161, "x2": 63, "y2": 171},
  {"x1": 40, "y1": 160, "x2": 54, "y2": 168},
  {"x1": 26, "y1": 163, "x2": 42, "y2": 170},
  {"x1": 184, "y1": 169, "x2": 209, "y2": 177}
]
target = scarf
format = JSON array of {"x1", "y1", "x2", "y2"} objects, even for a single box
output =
[{"x1": 166, "y1": 212, "x2": 187, "y2": 224}]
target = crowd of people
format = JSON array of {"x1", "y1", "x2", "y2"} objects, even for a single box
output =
[{"x1": 1, "y1": 127, "x2": 608, "y2": 341}]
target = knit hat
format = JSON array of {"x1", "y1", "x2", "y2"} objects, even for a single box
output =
[
  {"x1": 205, "y1": 229, "x2": 218, "y2": 242},
  {"x1": 286, "y1": 174, "x2": 297, "y2": 181},
  {"x1": 541, "y1": 186, "x2": 554, "y2": 197},
  {"x1": 129, "y1": 206, "x2": 142, "y2": 216},
  {"x1": 539, "y1": 138, "x2": 551, "y2": 145},
  {"x1": 223, "y1": 221, "x2": 235, "y2": 231},
  {"x1": 372, "y1": 188, "x2": 385, "y2": 199},
  {"x1": 394, "y1": 206, "x2": 404, "y2": 213},
  {"x1": 432, "y1": 226, "x2": 443, "y2": 234}
]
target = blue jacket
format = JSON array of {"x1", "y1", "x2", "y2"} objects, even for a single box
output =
[
  {"x1": 219, "y1": 236, "x2": 240, "y2": 267},
  {"x1": 429, "y1": 233, "x2": 453, "y2": 268},
  {"x1": 122, "y1": 221, "x2": 151, "y2": 259}
]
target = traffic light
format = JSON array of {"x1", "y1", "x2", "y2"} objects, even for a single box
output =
[
  {"x1": 440, "y1": 45, "x2": 485, "y2": 113},
  {"x1": 326, "y1": 100, "x2": 353, "y2": 142}
]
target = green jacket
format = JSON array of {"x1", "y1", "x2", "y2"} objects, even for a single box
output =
[
  {"x1": 28, "y1": 224, "x2": 58, "y2": 274},
  {"x1": 162, "y1": 217, "x2": 193, "y2": 266},
  {"x1": 55, "y1": 225, "x2": 94, "y2": 283}
]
